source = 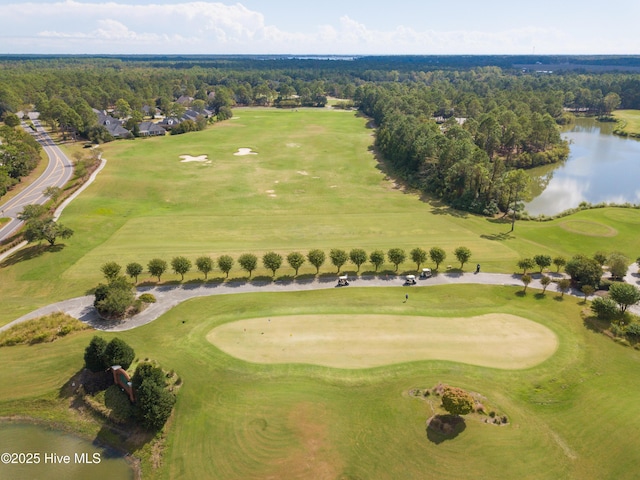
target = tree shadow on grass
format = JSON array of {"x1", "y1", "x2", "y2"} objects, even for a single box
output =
[
  {"x1": 426, "y1": 415, "x2": 466, "y2": 444},
  {"x1": 515, "y1": 290, "x2": 527, "y2": 297},
  {"x1": 294, "y1": 273, "x2": 316, "y2": 284},
  {"x1": 534, "y1": 292, "x2": 547, "y2": 300},
  {"x1": 276, "y1": 275, "x2": 294, "y2": 285},
  {"x1": 250, "y1": 275, "x2": 273, "y2": 285},
  {"x1": 319, "y1": 272, "x2": 339, "y2": 283},
  {"x1": 583, "y1": 315, "x2": 610, "y2": 335},
  {"x1": 480, "y1": 232, "x2": 514, "y2": 242}
]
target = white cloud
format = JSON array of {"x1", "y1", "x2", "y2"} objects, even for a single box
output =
[{"x1": 0, "y1": 0, "x2": 636, "y2": 54}]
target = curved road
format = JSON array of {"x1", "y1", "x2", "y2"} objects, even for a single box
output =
[
  {"x1": 3, "y1": 265, "x2": 639, "y2": 333},
  {"x1": 0, "y1": 115, "x2": 74, "y2": 242}
]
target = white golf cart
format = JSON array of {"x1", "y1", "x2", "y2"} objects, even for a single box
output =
[
  {"x1": 404, "y1": 274, "x2": 417, "y2": 285},
  {"x1": 337, "y1": 275, "x2": 349, "y2": 287},
  {"x1": 420, "y1": 268, "x2": 432, "y2": 279}
]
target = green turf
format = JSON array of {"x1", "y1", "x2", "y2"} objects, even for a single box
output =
[
  {"x1": 614, "y1": 109, "x2": 640, "y2": 135},
  {"x1": 2, "y1": 108, "x2": 640, "y2": 326},
  {"x1": 1, "y1": 285, "x2": 639, "y2": 479},
  {"x1": 2, "y1": 108, "x2": 640, "y2": 479}
]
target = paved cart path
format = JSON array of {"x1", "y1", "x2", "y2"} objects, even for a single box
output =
[{"x1": 3, "y1": 264, "x2": 639, "y2": 332}]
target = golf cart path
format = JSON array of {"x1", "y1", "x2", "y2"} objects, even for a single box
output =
[{"x1": 5, "y1": 263, "x2": 640, "y2": 332}]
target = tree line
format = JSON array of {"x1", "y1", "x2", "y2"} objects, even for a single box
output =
[
  {"x1": 101, "y1": 246, "x2": 472, "y2": 286},
  {"x1": 0, "y1": 124, "x2": 42, "y2": 197}
]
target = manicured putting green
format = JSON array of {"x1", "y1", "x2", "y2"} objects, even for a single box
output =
[{"x1": 207, "y1": 314, "x2": 558, "y2": 369}]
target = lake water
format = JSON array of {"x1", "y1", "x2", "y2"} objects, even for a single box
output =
[
  {"x1": 524, "y1": 118, "x2": 640, "y2": 215},
  {"x1": 0, "y1": 422, "x2": 133, "y2": 479}
]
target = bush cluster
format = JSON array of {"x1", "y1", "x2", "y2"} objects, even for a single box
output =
[{"x1": 84, "y1": 336, "x2": 135, "y2": 371}]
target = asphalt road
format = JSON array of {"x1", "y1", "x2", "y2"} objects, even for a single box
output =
[{"x1": 0, "y1": 114, "x2": 74, "y2": 243}]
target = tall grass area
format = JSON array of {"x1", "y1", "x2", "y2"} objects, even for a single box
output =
[
  {"x1": 1, "y1": 285, "x2": 639, "y2": 479},
  {"x1": 2, "y1": 108, "x2": 640, "y2": 326}
]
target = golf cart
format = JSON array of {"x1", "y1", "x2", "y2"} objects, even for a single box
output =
[
  {"x1": 420, "y1": 268, "x2": 432, "y2": 279},
  {"x1": 337, "y1": 275, "x2": 349, "y2": 287},
  {"x1": 404, "y1": 274, "x2": 417, "y2": 285}
]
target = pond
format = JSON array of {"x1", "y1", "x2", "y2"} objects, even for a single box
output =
[
  {"x1": 524, "y1": 118, "x2": 640, "y2": 216},
  {"x1": 0, "y1": 422, "x2": 134, "y2": 479}
]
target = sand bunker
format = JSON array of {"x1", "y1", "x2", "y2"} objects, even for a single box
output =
[
  {"x1": 287, "y1": 143, "x2": 301, "y2": 148},
  {"x1": 207, "y1": 313, "x2": 558, "y2": 370},
  {"x1": 234, "y1": 148, "x2": 257, "y2": 156},
  {"x1": 180, "y1": 154, "x2": 211, "y2": 163},
  {"x1": 297, "y1": 171, "x2": 309, "y2": 176}
]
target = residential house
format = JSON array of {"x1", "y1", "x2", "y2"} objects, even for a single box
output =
[
  {"x1": 94, "y1": 109, "x2": 130, "y2": 138},
  {"x1": 138, "y1": 122, "x2": 166, "y2": 137}
]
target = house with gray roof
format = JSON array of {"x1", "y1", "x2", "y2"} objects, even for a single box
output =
[
  {"x1": 93, "y1": 109, "x2": 131, "y2": 138},
  {"x1": 138, "y1": 122, "x2": 166, "y2": 137}
]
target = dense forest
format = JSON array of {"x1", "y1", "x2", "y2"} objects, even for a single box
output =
[{"x1": 1, "y1": 55, "x2": 640, "y2": 213}]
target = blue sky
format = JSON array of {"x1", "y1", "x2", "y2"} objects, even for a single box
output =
[{"x1": 1, "y1": 0, "x2": 638, "y2": 55}]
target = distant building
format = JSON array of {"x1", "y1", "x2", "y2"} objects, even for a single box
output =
[
  {"x1": 93, "y1": 109, "x2": 130, "y2": 138},
  {"x1": 176, "y1": 95, "x2": 194, "y2": 106},
  {"x1": 138, "y1": 121, "x2": 166, "y2": 137},
  {"x1": 158, "y1": 116, "x2": 182, "y2": 130}
]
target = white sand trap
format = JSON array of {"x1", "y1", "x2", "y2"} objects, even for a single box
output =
[
  {"x1": 297, "y1": 170, "x2": 309, "y2": 176},
  {"x1": 266, "y1": 190, "x2": 275, "y2": 193},
  {"x1": 180, "y1": 154, "x2": 210, "y2": 163},
  {"x1": 234, "y1": 148, "x2": 257, "y2": 156},
  {"x1": 312, "y1": 176, "x2": 320, "y2": 179},
  {"x1": 329, "y1": 185, "x2": 338, "y2": 188},
  {"x1": 287, "y1": 143, "x2": 301, "y2": 148},
  {"x1": 269, "y1": 194, "x2": 277, "y2": 197}
]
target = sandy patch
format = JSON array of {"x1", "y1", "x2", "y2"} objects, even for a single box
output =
[
  {"x1": 207, "y1": 313, "x2": 557, "y2": 370},
  {"x1": 312, "y1": 176, "x2": 320, "y2": 179},
  {"x1": 329, "y1": 185, "x2": 338, "y2": 188},
  {"x1": 286, "y1": 143, "x2": 301, "y2": 148},
  {"x1": 297, "y1": 170, "x2": 309, "y2": 176},
  {"x1": 265, "y1": 190, "x2": 275, "y2": 194},
  {"x1": 269, "y1": 194, "x2": 277, "y2": 197},
  {"x1": 234, "y1": 148, "x2": 257, "y2": 156},
  {"x1": 179, "y1": 154, "x2": 211, "y2": 163}
]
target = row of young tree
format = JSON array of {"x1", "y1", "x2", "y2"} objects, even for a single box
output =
[
  {"x1": 83, "y1": 336, "x2": 176, "y2": 430},
  {"x1": 514, "y1": 251, "x2": 640, "y2": 318},
  {"x1": 103, "y1": 246, "x2": 473, "y2": 284}
]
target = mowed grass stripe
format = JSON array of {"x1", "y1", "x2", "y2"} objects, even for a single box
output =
[{"x1": 207, "y1": 314, "x2": 558, "y2": 369}]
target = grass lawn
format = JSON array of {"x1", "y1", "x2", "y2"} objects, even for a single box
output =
[
  {"x1": 1, "y1": 107, "x2": 640, "y2": 478},
  {"x1": 2, "y1": 108, "x2": 640, "y2": 326},
  {"x1": 1, "y1": 285, "x2": 640, "y2": 479},
  {"x1": 614, "y1": 109, "x2": 640, "y2": 135}
]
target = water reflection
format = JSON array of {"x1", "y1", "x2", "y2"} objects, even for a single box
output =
[{"x1": 524, "y1": 118, "x2": 640, "y2": 215}]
